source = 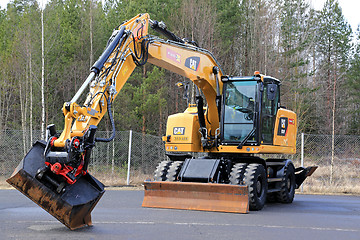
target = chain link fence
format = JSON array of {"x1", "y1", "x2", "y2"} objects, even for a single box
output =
[
  {"x1": 89, "y1": 130, "x2": 165, "y2": 186},
  {"x1": 296, "y1": 134, "x2": 360, "y2": 194},
  {"x1": 0, "y1": 130, "x2": 359, "y2": 194}
]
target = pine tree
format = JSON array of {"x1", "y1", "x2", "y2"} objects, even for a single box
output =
[
  {"x1": 316, "y1": 0, "x2": 352, "y2": 134},
  {"x1": 278, "y1": 0, "x2": 318, "y2": 133},
  {"x1": 346, "y1": 27, "x2": 360, "y2": 134}
]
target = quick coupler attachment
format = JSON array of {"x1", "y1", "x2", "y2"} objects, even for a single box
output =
[
  {"x1": 6, "y1": 141, "x2": 105, "y2": 230},
  {"x1": 35, "y1": 166, "x2": 67, "y2": 194}
]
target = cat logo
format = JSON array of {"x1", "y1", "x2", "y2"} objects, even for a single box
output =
[
  {"x1": 277, "y1": 117, "x2": 288, "y2": 136},
  {"x1": 185, "y1": 57, "x2": 200, "y2": 71},
  {"x1": 173, "y1": 127, "x2": 185, "y2": 135}
]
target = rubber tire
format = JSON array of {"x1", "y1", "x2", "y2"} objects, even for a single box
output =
[
  {"x1": 229, "y1": 163, "x2": 248, "y2": 185},
  {"x1": 166, "y1": 161, "x2": 183, "y2": 181},
  {"x1": 153, "y1": 161, "x2": 171, "y2": 181},
  {"x1": 276, "y1": 163, "x2": 296, "y2": 203},
  {"x1": 243, "y1": 163, "x2": 267, "y2": 211}
]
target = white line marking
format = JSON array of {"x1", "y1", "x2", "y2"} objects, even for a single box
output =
[{"x1": 21, "y1": 220, "x2": 359, "y2": 233}]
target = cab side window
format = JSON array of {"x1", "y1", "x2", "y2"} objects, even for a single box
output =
[{"x1": 261, "y1": 83, "x2": 279, "y2": 144}]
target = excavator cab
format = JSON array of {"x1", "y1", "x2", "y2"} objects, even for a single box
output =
[{"x1": 220, "y1": 74, "x2": 282, "y2": 147}]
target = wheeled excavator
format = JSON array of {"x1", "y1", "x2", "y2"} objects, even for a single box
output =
[{"x1": 7, "y1": 13, "x2": 317, "y2": 230}]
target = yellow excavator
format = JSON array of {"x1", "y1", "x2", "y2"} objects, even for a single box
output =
[{"x1": 7, "y1": 13, "x2": 317, "y2": 230}]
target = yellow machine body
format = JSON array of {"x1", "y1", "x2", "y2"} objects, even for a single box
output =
[{"x1": 163, "y1": 106, "x2": 297, "y2": 155}]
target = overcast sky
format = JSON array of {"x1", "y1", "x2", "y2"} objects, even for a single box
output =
[
  {"x1": 0, "y1": 0, "x2": 359, "y2": 31},
  {"x1": 309, "y1": 0, "x2": 360, "y2": 32}
]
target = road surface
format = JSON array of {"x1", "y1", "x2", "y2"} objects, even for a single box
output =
[{"x1": 1, "y1": 189, "x2": 359, "y2": 240}]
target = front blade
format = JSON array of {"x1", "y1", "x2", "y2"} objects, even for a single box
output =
[
  {"x1": 142, "y1": 181, "x2": 249, "y2": 213},
  {"x1": 6, "y1": 141, "x2": 105, "y2": 230}
]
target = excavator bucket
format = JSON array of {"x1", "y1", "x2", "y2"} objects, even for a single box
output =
[
  {"x1": 142, "y1": 181, "x2": 249, "y2": 213},
  {"x1": 6, "y1": 141, "x2": 105, "y2": 230}
]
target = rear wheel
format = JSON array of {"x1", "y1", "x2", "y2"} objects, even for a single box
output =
[
  {"x1": 243, "y1": 163, "x2": 267, "y2": 210},
  {"x1": 276, "y1": 163, "x2": 295, "y2": 203}
]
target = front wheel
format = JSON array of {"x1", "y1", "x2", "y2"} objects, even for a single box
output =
[
  {"x1": 153, "y1": 161, "x2": 171, "y2": 181},
  {"x1": 243, "y1": 163, "x2": 267, "y2": 210},
  {"x1": 229, "y1": 163, "x2": 248, "y2": 185},
  {"x1": 166, "y1": 161, "x2": 183, "y2": 181}
]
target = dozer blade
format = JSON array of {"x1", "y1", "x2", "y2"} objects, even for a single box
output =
[
  {"x1": 6, "y1": 141, "x2": 105, "y2": 230},
  {"x1": 142, "y1": 181, "x2": 249, "y2": 213}
]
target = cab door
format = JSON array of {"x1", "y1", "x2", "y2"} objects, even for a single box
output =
[
  {"x1": 221, "y1": 80, "x2": 257, "y2": 144},
  {"x1": 261, "y1": 82, "x2": 279, "y2": 144}
]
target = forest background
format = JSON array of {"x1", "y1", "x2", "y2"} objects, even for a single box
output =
[{"x1": 1, "y1": 0, "x2": 360, "y2": 139}]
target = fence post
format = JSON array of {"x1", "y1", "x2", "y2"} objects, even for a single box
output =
[
  {"x1": 301, "y1": 132, "x2": 304, "y2": 193},
  {"x1": 112, "y1": 108, "x2": 115, "y2": 174},
  {"x1": 330, "y1": 133, "x2": 335, "y2": 185},
  {"x1": 126, "y1": 130, "x2": 132, "y2": 185},
  {"x1": 112, "y1": 133, "x2": 115, "y2": 174}
]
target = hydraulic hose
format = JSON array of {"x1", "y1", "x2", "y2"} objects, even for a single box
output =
[{"x1": 95, "y1": 96, "x2": 115, "y2": 142}]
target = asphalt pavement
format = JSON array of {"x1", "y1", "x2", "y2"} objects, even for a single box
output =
[{"x1": 1, "y1": 189, "x2": 359, "y2": 240}]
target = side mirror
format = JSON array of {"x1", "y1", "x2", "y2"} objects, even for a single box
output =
[{"x1": 267, "y1": 84, "x2": 278, "y2": 101}]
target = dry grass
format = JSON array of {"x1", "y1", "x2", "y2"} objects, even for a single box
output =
[
  {"x1": 91, "y1": 171, "x2": 152, "y2": 187},
  {"x1": 2, "y1": 164, "x2": 359, "y2": 195},
  {"x1": 299, "y1": 161, "x2": 360, "y2": 195}
]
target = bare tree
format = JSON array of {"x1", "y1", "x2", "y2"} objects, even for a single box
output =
[{"x1": 41, "y1": 5, "x2": 45, "y2": 139}]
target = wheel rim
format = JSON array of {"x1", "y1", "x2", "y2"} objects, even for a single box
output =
[
  {"x1": 287, "y1": 172, "x2": 295, "y2": 193},
  {"x1": 256, "y1": 177, "x2": 263, "y2": 196},
  {"x1": 287, "y1": 177, "x2": 291, "y2": 192}
]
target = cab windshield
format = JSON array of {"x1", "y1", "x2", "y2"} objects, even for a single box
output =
[{"x1": 223, "y1": 80, "x2": 257, "y2": 142}]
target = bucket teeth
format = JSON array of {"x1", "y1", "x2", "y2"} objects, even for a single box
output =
[
  {"x1": 142, "y1": 181, "x2": 249, "y2": 213},
  {"x1": 6, "y1": 141, "x2": 105, "y2": 230}
]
